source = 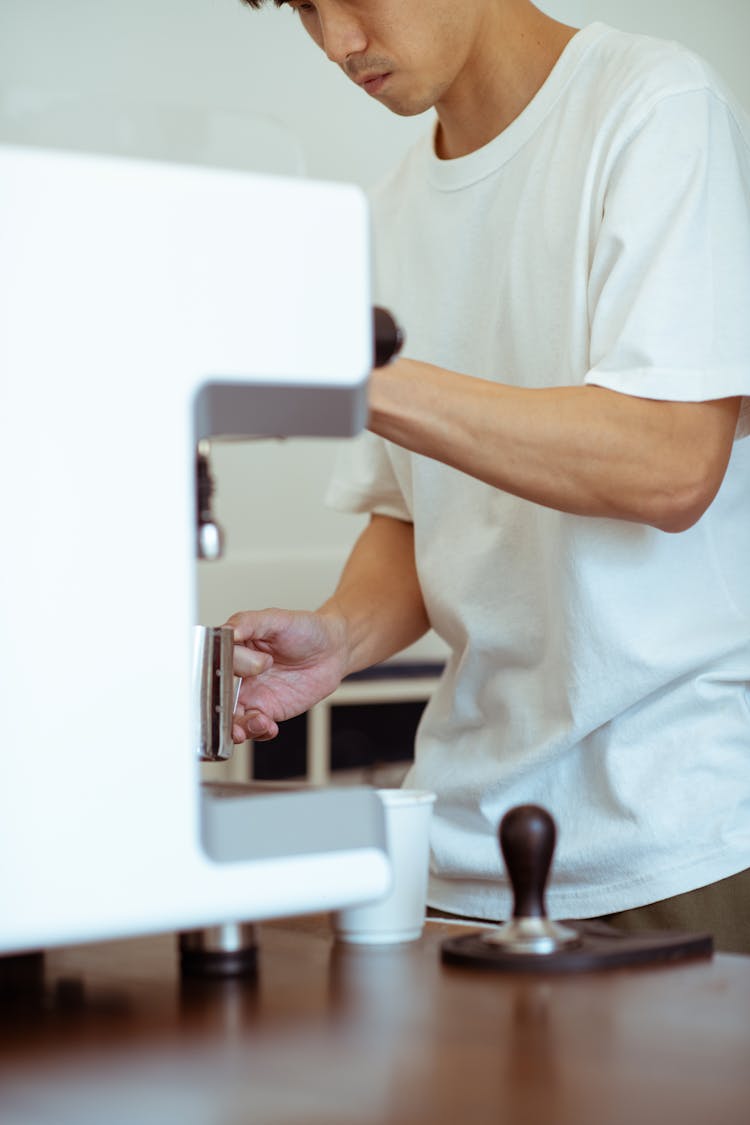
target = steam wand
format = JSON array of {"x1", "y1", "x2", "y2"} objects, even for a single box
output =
[{"x1": 196, "y1": 439, "x2": 223, "y2": 561}]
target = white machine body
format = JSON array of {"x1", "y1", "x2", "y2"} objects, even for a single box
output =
[{"x1": 0, "y1": 145, "x2": 389, "y2": 954}]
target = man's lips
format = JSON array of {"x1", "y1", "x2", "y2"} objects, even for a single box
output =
[{"x1": 356, "y1": 72, "x2": 392, "y2": 96}]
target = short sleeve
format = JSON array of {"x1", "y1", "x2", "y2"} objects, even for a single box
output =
[
  {"x1": 585, "y1": 87, "x2": 750, "y2": 437},
  {"x1": 325, "y1": 431, "x2": 413, "y2": 521}
]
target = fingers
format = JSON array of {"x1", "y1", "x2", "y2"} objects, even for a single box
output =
[
  {"x1": 233, "y1": 645, "x2": 273, "y2": 677},
  {"x1": 232, "y1": 710, "x2": 279, "y2": 743},
  {"x1": 225, "y1": 610, "x2": 279, "y2": 645}
]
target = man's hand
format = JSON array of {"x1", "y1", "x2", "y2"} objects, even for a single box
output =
[
  {"x1": 225, "y1": 514, "x2": 430, "y2": 745},
  {"x1": 226, "y1": 607, "x2": 349, "y2": 743}
]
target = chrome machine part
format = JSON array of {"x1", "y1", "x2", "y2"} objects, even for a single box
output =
[
  {"x1": 179, "y1": 923, "x2": 259, "y2": 978},
  {"x1": 193, "y1": 625, "x2": 239, "y2": 763}
]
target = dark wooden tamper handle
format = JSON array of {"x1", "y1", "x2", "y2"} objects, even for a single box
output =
[
  {"x1": 478, "y1": 804, "x2": 580, "y2": 954},
  {"x1": 500, "y1": 804, "x2": 556, "y2": 920}
]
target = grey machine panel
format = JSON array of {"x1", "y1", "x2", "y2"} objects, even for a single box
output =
[
  {"x1": 200, "y1": 782, "x2": 387, "y2": 864},
  {"x1": 194, "y1": 381, "x2": 369, "y2": 441}
]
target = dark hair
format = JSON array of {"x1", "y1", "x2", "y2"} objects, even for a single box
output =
[{"x1": 240, "y1": 0, "x2": 288, "y2": 8}]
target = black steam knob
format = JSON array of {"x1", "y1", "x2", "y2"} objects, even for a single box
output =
[{"x1": 373, "y1": 306, "x2": 404, "y2": 368}]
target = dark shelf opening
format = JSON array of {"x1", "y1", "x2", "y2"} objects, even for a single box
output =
[{"x1": 251, "y1": 700, "x2": 426, "y2": 781}]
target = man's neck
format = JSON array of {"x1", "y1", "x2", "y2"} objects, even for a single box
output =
[{"x1": 434, "y1": 4, "x2": 578, "y2": 160}]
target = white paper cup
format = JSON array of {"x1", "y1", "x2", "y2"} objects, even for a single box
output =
[{"x1": 333, "y1": 788, "x2": 436, "y2": 945}]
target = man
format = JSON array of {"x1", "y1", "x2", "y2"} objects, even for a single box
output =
[{"x1": 232, "y1": 0, "x2": 750, "y2": 950}]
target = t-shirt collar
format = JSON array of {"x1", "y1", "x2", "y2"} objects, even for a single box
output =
[{"x1": 426, "y1": 22, "x2": 609, "y2": 191}]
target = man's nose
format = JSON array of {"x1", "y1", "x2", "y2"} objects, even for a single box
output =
[{"x1": 318, "y1": 8, "x2": 368, "y2": 66}]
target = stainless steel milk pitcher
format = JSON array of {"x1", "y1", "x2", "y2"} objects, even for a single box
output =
[{"x1": 193, "y1": 625, "x2": 240, "y2": 762}]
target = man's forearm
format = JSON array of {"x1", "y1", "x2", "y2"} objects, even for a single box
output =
[
  {"x1": 318, "y1": 513, "x2": 430, "y2": 676},
  {"x1": 369, "y1": 359, "x2": 741, "y2": 533}
]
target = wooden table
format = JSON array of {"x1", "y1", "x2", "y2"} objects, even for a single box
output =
[{"x1": 1, "y1": 916, "x2": 749, "y2": 1124}]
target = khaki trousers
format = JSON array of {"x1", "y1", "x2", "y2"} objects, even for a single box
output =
[{"x1": 600, "y1": 866, "x2": 750, "y2": 955}]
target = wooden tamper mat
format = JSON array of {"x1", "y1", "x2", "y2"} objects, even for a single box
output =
[{"x1": 441, "y1": 805, "x2": 713, "y2": 972}]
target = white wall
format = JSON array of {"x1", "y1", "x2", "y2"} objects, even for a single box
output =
[
  {"x1": 2, "y1": 1, "x2": 748, "y2": 647},
  {"x1": 547, "y1": 0, "x2": 750, "y2": 106}
]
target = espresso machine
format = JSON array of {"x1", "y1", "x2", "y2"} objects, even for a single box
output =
[{"x1": 0, "y1": 142, "x2": 393, "y2": 962}]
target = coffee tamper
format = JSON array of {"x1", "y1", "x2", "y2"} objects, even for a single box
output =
[
  {"x1": 480, "y1": 805, "x2": 580, "y2": 955},
  {"x1": 441, "y1": 804, "x2": 713, "y2": 973}
]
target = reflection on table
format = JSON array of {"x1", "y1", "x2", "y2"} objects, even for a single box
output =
[{"x1": 1, "y1": 915, "x2": 749, "y2": 1125}]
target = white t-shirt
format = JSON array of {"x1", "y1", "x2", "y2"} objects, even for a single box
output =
[{"x1": 327, "y1": 23, "x2": 750, "y2": 920}]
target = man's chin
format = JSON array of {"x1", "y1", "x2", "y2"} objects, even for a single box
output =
[
  {"x1": 386, "y1": 102, "x2": 432, "y2": 118},
  {"x1": 375, "y1": 91, "x2": 436, "y2": 118}
]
